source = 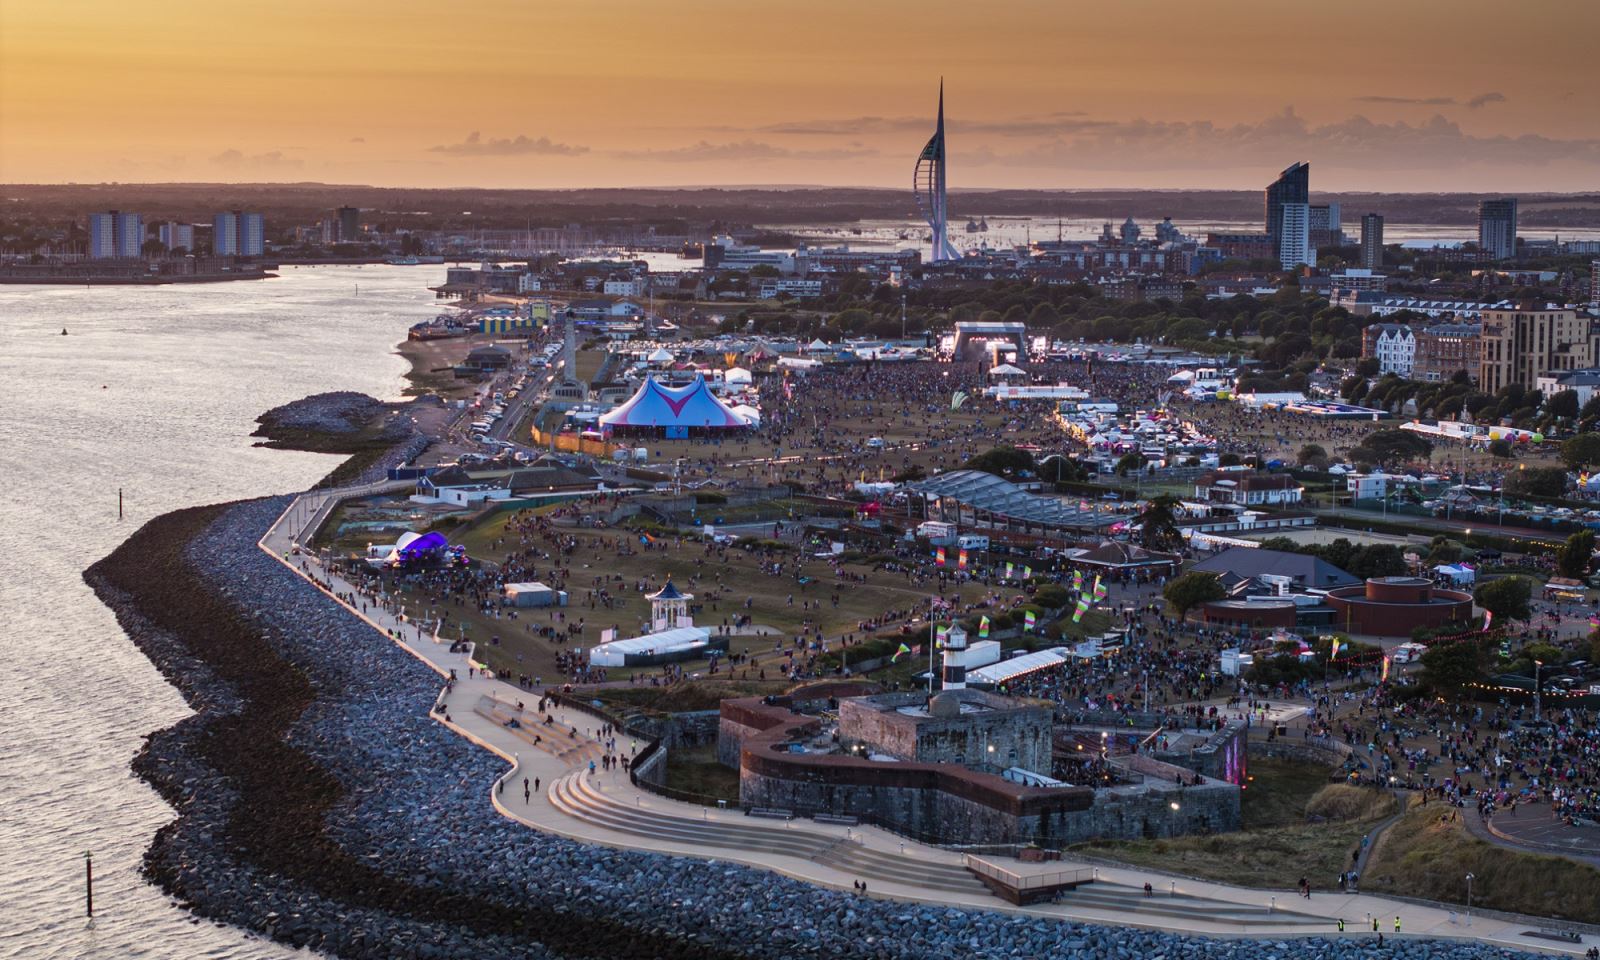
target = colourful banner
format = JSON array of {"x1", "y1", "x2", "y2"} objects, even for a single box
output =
[
  {"x1": 1381, "y1": 655, "x2": 1390, "y2": 682},
  {"x1": 1483, "y1": 610, "x2": 1494, "y2": 630},
  {"x1": 1072, "y1": 569, "x2": 1083, "y2": 591},
  {"x1": 958, "y1": 548, "x2": 969, "y2": 570},
  {"x1": 1025, "y1": 610, "x2": 1038, "y2": 631},
  {"x1": 936, "y1": 547, "x2": 946, "y2": 567},
  {"x1": 892, "y1": 643, "x2": 912, "y2": 663},
  {"x1": 979, "y1": 616, "x2": 990, "y2": 639},
  {"x1": 1071, "y1": 599, "x2": 1089, "y2": 624},
  {"x1": 1005, "y1": 562, "x2": 1015, "y2": 579},
  {"x1": 1092, "y1": 575, "x2": 1107, "y2": 601}
]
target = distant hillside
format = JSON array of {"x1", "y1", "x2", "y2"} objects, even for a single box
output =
[{"x1": 3, "y1": 182, "x2": 1596, "y2": 231}]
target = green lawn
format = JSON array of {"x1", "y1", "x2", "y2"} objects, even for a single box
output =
[
  {"x1": 1073, "y1": 759, "x2": 1396, "y2": 892},
  {"x1": 1363, "y1": 798, "x2": 1600, "y2": 922}
]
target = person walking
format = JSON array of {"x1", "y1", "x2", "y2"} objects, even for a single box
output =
[{"x1": 1394, "y1": 916, "x2": 1401, "y2": 933}]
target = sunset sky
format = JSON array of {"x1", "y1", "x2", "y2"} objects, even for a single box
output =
[{"x1": 3, "y1": 0, "x2": 1597, "y2": 191}]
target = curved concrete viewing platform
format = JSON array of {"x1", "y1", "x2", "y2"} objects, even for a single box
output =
[{"x1": 259, "y1": 483, "x2": 1596, "y2": 956}]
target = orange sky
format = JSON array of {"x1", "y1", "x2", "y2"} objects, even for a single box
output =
[{"x1": 3, "y1": 0, "x2": 1597, "y2": 191}]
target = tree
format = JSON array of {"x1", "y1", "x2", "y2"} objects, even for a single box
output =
[
  {"x1": 1561, "y1": 433, "x2": 1600, "y2": 470},
  {"x1": 1346, "y1": 544, "x2": 1407, "y2": 579},
  {"x1": 1419, "y1": 640, "x2": 1485, "y2": 696},
  {"x1": 1426, "y1": 536, "x2": 1462, "y2": 564},
  {"x1": 1546, "y1": 389, "x2": 1580, "y2": 420},
  {"x1": 831, "y1": 308, "x2": 872, "y2": 334},
  {"x1": 1114, "y1": 452, "x2": 1146, "y2": 476},
  {"x1": 1475, "y1": 576, "x2": 1532, "y2": 623},
  {"x1": 1137, "y1": 495, "x2": 1184, "y2": 552},
  {"x1": 1163, "y1": 572, "x2": 1225, "y2": 618},
  {"x1": 1488, "y1": 439, "x2": 1514, "y2": 459},
  {"x1": 1026, "y1": 303, "x2": 1060, "y2": 328},
  {"x1": 1297, "y1": 443, "x2": 1328, "y2": 467},
  {"x1": 1349, "y1": 428, "x2": 1432, "y2": 465},
  {"x1": 963, "y1": 446, "x2": 1035, "y2": 478},
  {"x1": 1556, "y1": 529, "x2": 1596, "y2": 579},
  {"x1": 1503, "y1": 466, "x2": 1567, "y2": 499}
]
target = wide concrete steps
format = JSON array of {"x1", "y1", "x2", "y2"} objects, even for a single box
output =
[
  {"x1": 547, "y1": 773, "x2": 1335, "y2": 929},
  {"x1": 477, "y1": 697, "x2": 599, "y2": 763},
  {"x1": 549, "y1": 773, "x2": 987, "y2": 895},
  {"x1": 1055, "y1": 884, "x2": 1332, "y2": 928}
]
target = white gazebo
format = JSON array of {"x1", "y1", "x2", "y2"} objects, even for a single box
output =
[{"x1": 647, "y1": 578, "x2": 693, "y2": 632}]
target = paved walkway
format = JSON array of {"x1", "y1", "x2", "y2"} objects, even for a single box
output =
[{"x1": 258, "y1": 485, "x2": 1597, "y2": 955}]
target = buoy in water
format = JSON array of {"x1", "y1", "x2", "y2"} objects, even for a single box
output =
[{"x1": 61, "y1": 328, "x2": 68, "y2": 335}]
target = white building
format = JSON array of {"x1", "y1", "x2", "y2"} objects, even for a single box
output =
[
  {"x1": 240, "y1": 212, "x2": 264, "y2": 255},
  {"x1": 158, "y1": 221, "x2": 194, "y2": 251},
  {"x1": 1366, "y1": 323, "x2": 1416, "y2": 377},
  {"x1": 758, "y1": 278, "x2": 824, "y2": 300},
  {"x1": 1277, "y1": 203, "x2": 1311, "y2": 270},
  {"x1": 88, "y1": 210, "x2": 143, "y2": 258},
  {"x1": 517, "y1": 273, "x2": 543, "y2": 293},
  {"x1": 706, "y1": 235, "x2": 798, "y2": 274},
  {"x1": 214, "y1": 211, "x2": 265, "y2": 257},
  {"x1": 603, "y1": 277, "x2": 645, "y2": 297},
  {"x1": 1328, "y1": 268, "x2": 1388, "y2": 292}
]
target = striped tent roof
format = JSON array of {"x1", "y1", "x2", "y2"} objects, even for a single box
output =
[{"x1": 599, "y1": 374, "x2": 749, "y2": 431}]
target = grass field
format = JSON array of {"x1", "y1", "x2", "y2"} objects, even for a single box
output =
[
  {"x1": 662, "y1": 744, "x2": 741, "y2": 803},
  {"x1": 339, "y1": 507, "x2": 1005, "y2": 684},
  {"x1": 1073, "y1": 759, "x2": 1396, "y2": 892},
  {"x1": 1362, "y1": 798, "x2": 1600, "y2": 922}
]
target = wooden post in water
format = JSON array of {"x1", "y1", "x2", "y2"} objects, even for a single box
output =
[
  {"x1": 84, "y1": 851, "x2": 93, "y2": 918},
  {"x1": 118, "y1": 488, "x2": 123, "y2": 521}
]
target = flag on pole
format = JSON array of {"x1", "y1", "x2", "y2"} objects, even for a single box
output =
[
  {"x1": 1092, "y1": 575, "x2": 1107, "y2": 601},
  {"x1": 1483, "y1": 610, "x2": 1494, "y2": 631},
  {"x1": 935, "y1": 547, "x2": 946, "y2": 567},
  {"x1": 1330, "y1": 639, "x2": 1343, "y2": 660},
  {"x1": 1005, "y1": 562, "x2": 1015, "y2": 580},
  {"x1": 936, "y1": 625, "x2": 950, "y2": 647},
  {"x1": 1072, "y1": 569, "x2": 1083, "y2": 592},
  {"x1": 1071, "y1": 598, "x2": 1090, "y2": 623},
  {"x1": 1381, "y1": 655, "x2": 1391, "y2": 683},
  {"x1": 1022, "y1": 565, "x2": 1033, "y2": 579},
  {"x1": 1025, "y1": 610, "x2": 1037, "y2": 631},
  {"x1": 979, "y1": 616, "x2": 990, "y2": 638},
  {"x1": 892, "y1": 643, "x2": 912, "y2": 663},
  {"x1": 958, "y1": 548, "x2": 969, "y2": 570}
]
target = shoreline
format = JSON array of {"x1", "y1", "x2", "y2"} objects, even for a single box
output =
[
  {"x1": 85, "y1": 491, "x2": 754, "y2": 959},
  {"x1": 0, "y1": 272, "x2": 276, "y2": 286},
  {"x1": 75, "y1": 287, "x2": 1569, "y2": 958}
]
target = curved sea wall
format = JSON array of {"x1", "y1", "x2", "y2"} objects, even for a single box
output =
[{"x1": 87, "y1": 494, "x2": 1551, "y2": 959}]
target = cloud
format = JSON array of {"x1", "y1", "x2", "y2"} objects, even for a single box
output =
[
  {"x1": 613, "y1": 140, "x2": 878, "y2": 163},
  {"x1": 1353, "y1": 91, "x2": 1506, "y2": 109},
  {"x1": 428, "y1": 131, "x2": 588, "y2": 156},
  {"x1": 758, "y1": 112, "x2": 1100, "y2": 137},
  {"x1": 959, "y1": 106, "x2": 1600, "y2": 173},
  {"x1": 209, "y1": 149, "x2": 302, "y2": 170}
]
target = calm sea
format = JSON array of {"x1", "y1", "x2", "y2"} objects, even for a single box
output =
[{"x1": 0, "y1": 265, "x2": 442, "y2": 959}]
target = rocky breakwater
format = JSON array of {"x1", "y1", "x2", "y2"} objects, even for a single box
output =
[
  {"x1": 253, "y1": 391, "x2": 436, "y2": 486},
  {"x1": 86, "y1": 496, "x2": 1555, "y2": 960}
]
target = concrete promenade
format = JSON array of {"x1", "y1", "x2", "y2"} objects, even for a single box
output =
[{"x1": 258, "y1": 484, "x2": 1596, "y2": 956}]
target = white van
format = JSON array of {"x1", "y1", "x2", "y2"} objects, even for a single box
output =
[
  {"x1": 917, "y1": 521, "x2": 957, "y2": 545},
  {"x1": 1391, "y1": 642, "x2": 1426, "y2": 664},
  {"x1": 957, "y1": 534, "x2": 990, "y2": 551}
]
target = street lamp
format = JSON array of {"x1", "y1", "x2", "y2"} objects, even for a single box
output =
[
  {"x1": 1465, "y1": 872, "x2": 1475, "y2": 924},
  {"x1": 1534, "y1": 660, "x2": 1544, "y2": 722}
]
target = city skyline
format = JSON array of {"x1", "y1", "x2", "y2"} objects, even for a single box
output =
[{"x1": 2, "y1": 0, "x2": 1598, "y2": 192}]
